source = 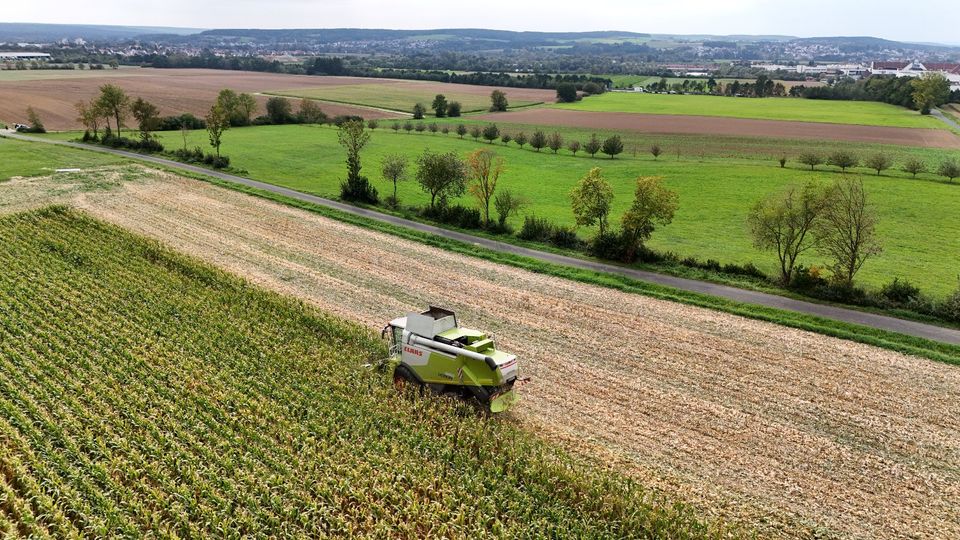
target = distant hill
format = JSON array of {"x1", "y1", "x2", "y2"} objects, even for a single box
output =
[{"x1": 0, "y1": 23, "x2": 201, "y2": 42}]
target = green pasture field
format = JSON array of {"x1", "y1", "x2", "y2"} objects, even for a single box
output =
[
  {"x1": 554, "y1": 92, "x2": 943, "y2": 129},
  {"x1": 268, "y1": 83, "x2": 542, "y2": 113},
  {"x1": 62, "y1": 124, "x2": 954, "y2": 297},
  {"x1": 0, "y1": 137, "x2": 121, "y2": 179},
  {"x1": 602, "y1": 75, "x2": 816, "y2": 90},
  {"x1": 0, "y1": 206, "x2": 722, "y2": 538}
]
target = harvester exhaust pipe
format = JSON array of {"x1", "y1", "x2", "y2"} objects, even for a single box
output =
[{"x1": 408, "y1": 335, "x2": 500, "y2": 372}]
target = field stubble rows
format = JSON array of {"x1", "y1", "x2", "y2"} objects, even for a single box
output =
[{"x1": 2, "y1": 167, "x2": 958, "y2": 538}]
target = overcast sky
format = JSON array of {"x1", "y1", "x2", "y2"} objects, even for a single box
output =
[{"x1": 6, "y1": 0, "x2": 957, "y2": 45}]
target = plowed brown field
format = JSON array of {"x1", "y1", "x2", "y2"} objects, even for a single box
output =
[
  {"x1": 477, "y1": 108, "x2": 960, "y2": 148},
  {"x1": 0, "y1": 68, "x2": 548, "y2": 130},
  {"x1": 3, "y1": 167, "x2": 959, "y2": 539}
]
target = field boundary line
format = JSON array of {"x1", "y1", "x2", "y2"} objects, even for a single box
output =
[{"x1": 6, "y1": 131, "x2": 960, "y2": 353}]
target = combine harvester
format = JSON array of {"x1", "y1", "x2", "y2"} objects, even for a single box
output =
[{"x1": 382, "y1": 307, "x2": 521, "y2": 413}]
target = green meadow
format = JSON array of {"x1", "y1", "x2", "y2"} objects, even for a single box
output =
[
  {"x1": 554, "y1": 92, "x2": 944, "y2": 129},
  {"x1": 40, "y1": 124, "x2": 950, "y2": 297},
  {"x1": 0, "y1": 137, "x2": 122, "y2": 179}
]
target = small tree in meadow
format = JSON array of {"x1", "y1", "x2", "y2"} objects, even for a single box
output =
[
  {"x1": 494, "y1": 189, "x2": 527, "y2": 229},
  {"x1": 482, "y1": 124, "x2": 500, "y2": 144},
  {"x1": 584, "y1": 134, "x2": 601, "y2": 157},
  {"x1": 367, "y1": 119, "x2": 379, "y2": 130},
  {"x1": 447, "y1": 101, "x2": 462, "y2": 117},
  {"x1": 428, "y1": 122, "x2": 439, "y2": 134},
  {"x1": 470, "y1": 125, "x2": 482, "y2": 141},
  {"x1": 798, "y1": 152, "x2": 824, "y2": 171},
  {"x1": 530, "y1": 130, "x2": 547, "y2": 152},
  {"x1": 939, "y1": 159, "x2": 960, "y2": 182},
  {"x1": 338, "y1": 120, "x2": 378, "y2": 203},
  {"x1": 131, "y1": 97, "x2": 160, "y2": 141},
  {"x1": 864, "y1": 153, "x2": 893, "y2": 176},
  {"x1": 601, "y1": 135, "x2": 624, "y2": 159},
  {"x1": 415, "y1": 123, "x2": 426, "y2": 133},
  {"x1": 501, "y1": 133, "x2": 512, "y2": 145},
  {"x1": 456, "y1": 124, "x2": 467, "y2": 138},
  {"x1": 412, "y1": 103, "x2": 426, "y2": 120},
  {"x1": 380, "y1": 153, "x2": 408, "y2": 207},
  {"x1": 403, "y1": 121, "x2": 414, "y2": 133},
  {"x1": 391, "y1": 122, "x2": 400, "y2": 133},
  {"x1": 568, "y1": 140, "x2": 581, "y2": 156},
  {"x1": 514, "y1": 131, "x2": 527, "y2": 149},
  {"x1": 902, "y1": 157, "x2": 927, "y2": 178},
  {"x1": 547, "y1": 132, "x2": 563, "y2": 154},
  {"x1": 817, "y1": 176, "x2": 882, "y2": 287},
  {"x1": 747, "y1": 181, "x2": 828, "y2": 284},
  {"x1": 778, "y1": 155, "x2": 787, "y2": 168},
  {"x1": 650, "y1": 144, "x2": 662, "y2": 160},
  {"x1": 621, "y1": 176, "x2": 679, "y2": 261},
  {"x1": 417, "y1": 150, "x2": 467, "y2": 210},
  {"x1": 205, "y1": 104, "x2": 229, "y2": 157},
  {"x1": 827, "y1": 151, "x2": 858, "y2": 173},
  {"x1": 441, "y1": 125, "x2": 450, "y2": 136}
]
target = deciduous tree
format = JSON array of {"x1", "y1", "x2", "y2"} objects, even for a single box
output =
[
  {"x1": 547, "y1": 132, "x2": 563, "y2": 154},
  {"x1": 939, "y1": 159, "x2": 960, "y2": 182},
  {"x1": 584, "y1": 134, "x2": 601, "y2": 157},
  {"x1": 601, "y1": 135, "x2": 623, "y2": 159},
  {"x1": 338, "y1": 120, "x2": 378, "y2": 203},
  {"x1": 911, "y1": 72, "x2": 950, "y2": 114},
  {"x1": 798, "y1": 151, "x2": 824, "y2": 171},
  {"x1": 650, "y1": 144, "x2": 662, "y2": 160},
  {"x1": 380, "y1": 153, "x2": 407, "y2": 206},
  {"x1": 456, "y1": 124, "x2": 467, "y2": 138},
  {"x1": 567, "y1": 140, "x2": 581, "y2": 156},
  {"x1": 864, "y1": 153, "x2": 893, "y2": 176},
  {"x1": 96, "y1": 84, "x2": 130, "y2": 135},
  {"x1": 431, "y1": 94, "x2": 448, "y2": 117},
  {"x1": 621, "y1": 176, "x2": 679, "y2": 260},
  {"x1": 447, "y1": 101, "x2": 462, "y2": 117},
  {"x1": 556, "y1": 83, "x2": 577, "y2": 103},
  {"x1": 494, "y1": 189, "x2": 527, "y2": 228},
  {"x1": 489, "y1": 90, "x2": 508, "y2": 112},
  {"x1": 817, "y1": 177, "x2": 881, "y2": 287},
  {"x1": 513, "y1": 131, "x2": 527, "y2": 149},
  {"x1": 902, "y1": 157, "x2": 927, "y2": 178},
  {"x1": 412, "y1": 103, "x2": 426, "y2": 120},
  {"x1": 482, "y1": 124, "x2": 500, "y2": 144},
  {"x1": 467, "y1": 148, "x2": 505, "y2": 226},
  {"x1": 827, "y1": 151, "x2": 859, "y2": 173},
  {"x1": 529, "y1": 130, "x2": 547, "y2": 152},
  {"x1": 570, "y1": 167, "x2": 614, "y2": 235},
  {"x1": 131, "y1": 97, "x2": 160, "y2": 140},
  {"x1": 416, "y1": 150, "x2": 466, "y2": 210},
  {"x1": 205, "y1": 104, "x2": 229, "y2": 157},
  {"x1": 747, "y1": 181, "x2": 827, "y2": 284}
]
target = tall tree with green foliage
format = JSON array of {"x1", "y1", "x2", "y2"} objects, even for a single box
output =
[
  {"x1": 205, "y1": 104, "x2": 229, "y2": 157},
  {"x1": 911, "y1": 73, "x2": 950, "y2": 114},
  {"x1": 416, "y1": 150, "x2": 466, "y2": 210},
  {"x1": 96, "y1": 84, "x2": 130, "y2": 136},
  {"x1": 621, "y1": 176, "x2": 679, "y2": 260},
  {"x1": 489, "y1": 90, "x2": 508, "y2": 112},
  {"x1": 74, "y1": 100, "x2": 101, "y2": 138},
  {"x1": 236, "y1": 92, "x2": 258, "y2": 125},
  {"x1": 570, "y1": 167, "x2": 614, "y2": 235},
  {"x1": 266, "y1": 96, "x2": 293, "y2": 124},
  {"x1": 447, "y1": 101, "x2": 462, "y2": 117},
  {"x1": 131, "y1": 97, "x2": 160, "y2": 140},
  {"x1": 556, "y1": 83, "x2": 577, "y2": 103},
  {"x1": 431, "y1": 94, "x2": 448, "y2": 117},
  {"x1": 747, "y1": 182, "x2": 828, "y2": 284},
  {"x1": 338, "y1": 120, "x2": 377, "y2": 203}
]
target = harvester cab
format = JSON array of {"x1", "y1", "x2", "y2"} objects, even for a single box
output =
[{"x1": 382, "y1": 306, "x2": 520, "y2": 413}]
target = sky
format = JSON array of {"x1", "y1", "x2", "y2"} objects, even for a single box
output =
[{"x1": 5, "y1": 0, "x2": 957, "y2": 45}]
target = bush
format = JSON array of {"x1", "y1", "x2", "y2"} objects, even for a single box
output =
[
  {"x1": 517, "y1": 216, "x2": 555, "y2": 242},
  {"x1": 340, "y1": 175, "x2": 378, "y2": 204},
  {"x1": 423, "y1": 204, "x2": 482, "y2": 229},
  {"x1": 937, "y1": 286, "x2": 960, "y2": 322},
  {"x1": 788, "y1": 265, "x2": 828, "y2": 291},
  {"x1": 98, "y1": 134, "x2": 164, "y2": 153},
  {"x1": 589, "y1": 231, "x2": 632, "y2": 262},
  {"x1": 549, "y1": 226, "x2": 581, "y2": 249},
  {"x1": 880, "y1": 278, "x2": 922, "y2": 305},
  {"x1": 332, "y1": 115, "x2": 364, "y2": 127}
]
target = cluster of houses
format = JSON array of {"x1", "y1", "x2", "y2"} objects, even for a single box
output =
[{"x1": 755, "y1": 60, "x2": 960, "y2": 90}]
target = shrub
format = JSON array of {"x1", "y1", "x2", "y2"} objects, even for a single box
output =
[
  {"x1": 937, "y1": 286, "x2": 960, "y2": 322},
  {"x1": 589, "y1": 231, "x2": 632, "y2": 261},
  {"x1": 415, "y1": 123, "x2": 426, "y2": 133},
  {"x1": 391, "y1": 122, "x2": 401, "y2": 132},
  {"x1": 880, "y1": 278, "x2": 921, "y2": 305},
  {"x1": 340, "y1": 175, "x2": 378, "y2": 204},
  {"x1": 447, "y1": 101, "x2": 462, "y2": 117},
  {"x1": 549, "y1": 226, "x2": 581, "y2": 249},
  {"x1": 518, "y1": 216, "x2": 555, "y2": 242},
  {"x1": 423, "y1": 204, "x2": 482, "y2": 229},
  {"x1": 428, "y1": 122, "x2": 439, "y2": 133},
  {"x1": 778, "y1": 155, "x2": 787, "y2": 168},
  {"x1": 788, "y1": 265, "x2": 828, "y2": 291},
  {"x1": 332, "y1": 115, "x2": 364, "y2": 127}
]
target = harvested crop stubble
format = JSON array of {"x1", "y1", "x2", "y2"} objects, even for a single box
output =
[
  {"x1": 0, "y1": 206, "x2": 720, "y2": 538},
  {"x1": 4, "y1": 167, "x2": 960, "y2": 539}
]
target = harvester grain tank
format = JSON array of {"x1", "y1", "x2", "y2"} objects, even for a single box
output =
[{"x1": 382, "y1": 307, "x2": 520, "y2": 412}]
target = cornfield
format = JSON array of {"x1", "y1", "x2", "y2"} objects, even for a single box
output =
[{"x1": 0, "y1": 207, "x2": 726, "y2": 539}]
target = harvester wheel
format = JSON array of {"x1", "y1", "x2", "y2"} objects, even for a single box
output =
[{"x1": 393, "y1": 366, "x2": 422, "y2": 393}]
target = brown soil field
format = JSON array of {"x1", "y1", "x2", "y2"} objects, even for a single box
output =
[
  {"x1": 0, "y1": 68, "x2": 550, "y2": 129},
  {"x1": 477, "y1": 108, "x2": 960, "y2": 149},
  {"x1": 3, "y1": 167, "x2": 960, "y2": 539}
]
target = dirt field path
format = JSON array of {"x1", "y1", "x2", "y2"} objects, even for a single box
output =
[
  {"x1": 477, "y1": 108, "x2": 960, "y2": 148},
  {"x1": 3, "y1": 169, "x2": 960, "y2": 539}
]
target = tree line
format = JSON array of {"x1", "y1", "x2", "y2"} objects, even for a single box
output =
[{"x1": 792, "y1": 73, "x2": 956, "y2": 114}]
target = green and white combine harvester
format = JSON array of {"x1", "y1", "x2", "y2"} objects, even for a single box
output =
[{"x1": 382, "y1": 307, "x2": 520, "y2": 413}]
